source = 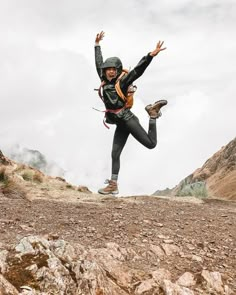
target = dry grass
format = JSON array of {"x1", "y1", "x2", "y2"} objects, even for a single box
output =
[
  {"x1": 66, "y1": 184, "x2": 74, "y2": 189},
  {"x1": 32, "y1": 171, "x2": 44, "y2": 183},
  {"x1": 0, "y1": 167, "x2": 9, "y2": 183},
  {"x1": 13, "y1": 163, "x2": 26, "y2": 172},
  {"x1": 1, "y1": 179, "x2": 28, "y2": 199},
  {"x1": 19, "y1": 168, "x2": 44, "y2": 183},
  {"x1": 0, "y1": 168, "x2": 28, "y2": 199}
]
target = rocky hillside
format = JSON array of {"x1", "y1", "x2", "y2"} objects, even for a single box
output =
[
  {"x1": 3, "y1": 144, "x2": 65, "y2": 177},
  {"x1": 154, "y1": 138, "x2": 236, "y2": 200},
  {"x1": 0, "y1": 149, "x2": 91, "y2": 202},
  {"x1": 0, "y1": 150, "x2": 235, "y2": 294}
]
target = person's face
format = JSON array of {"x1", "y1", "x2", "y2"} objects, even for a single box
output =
[{"x1": 105, "y1": 67, "x2": 117, "y2": 81}]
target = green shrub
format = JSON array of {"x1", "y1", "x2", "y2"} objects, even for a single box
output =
[
  {"x1": 21, "y1": 170, "x2": 34, "y2": 181},
  {"x1": 2, "y1": 179, "x2": 27, "y2": 199},
  {"x1": 177, "y1": 181, "x2": 208, "y2": 198},
  {"x1": 66, "y1": 184, "x2": 74, "y2": 189}
]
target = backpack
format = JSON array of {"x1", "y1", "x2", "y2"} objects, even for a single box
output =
[
  {"x1": 114, "y1": 69, "x2": 137, "y2": 108},
  {"x1": 96, "y1": 69, "x2": 137, "y2": 109}
]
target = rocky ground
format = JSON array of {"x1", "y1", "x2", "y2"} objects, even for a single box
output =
[
  {"x1": 0, "y1": 152, "x2": 235, "y2": 294},
  {"x1": 0, "y1": 193, "x2": 235, "y2": 294}
]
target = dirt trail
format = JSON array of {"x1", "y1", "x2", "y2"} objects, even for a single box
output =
[{"x1": 0, "y1": 193, "x2": 235, "y2": 291}]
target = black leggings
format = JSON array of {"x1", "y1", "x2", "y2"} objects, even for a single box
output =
[{"x1": 111, "y1": 115, "x2": 157, "y2": 176}]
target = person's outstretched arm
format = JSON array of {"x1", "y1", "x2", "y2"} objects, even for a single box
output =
[
  {"x1": 149, "y1": 40, "x2": 166, "y2": 57},
  {"x1": 121, "y1": 40, "x2": 167, "y2": 90},
  {"x1": 95, "y1": 31, "x2": 105, "y2": 79}
]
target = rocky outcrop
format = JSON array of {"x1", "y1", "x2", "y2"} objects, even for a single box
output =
[
  {"x1": 0, "y1": 151, "x2": 91, "y2": 202},
  {"x1": 154, "y1": 138, "x2": 236, "y2": 200},
  {"x1": 0, "y1": 235, "x2": 234, "y2": 294},
  {"x1": 0, "y1": 150, "x2": 12, "y2": 165},
  {"x1": 3, "y1": 145, "x2": 65, "y2": 177}
]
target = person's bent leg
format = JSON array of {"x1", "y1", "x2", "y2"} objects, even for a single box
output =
[{"x1": 125, "y1": 116, "x2": 157, "y2": 149}]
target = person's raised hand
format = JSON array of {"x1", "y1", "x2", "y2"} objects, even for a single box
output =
[
  {"x1": 150, "y1": 41, "x2": 166, "y2": 57},
  {"x1": 95, "y1": 31, "x2": 105, "y2": 44}
]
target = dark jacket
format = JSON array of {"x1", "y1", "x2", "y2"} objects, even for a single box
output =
[{"x1": 95, "y1": 45, "x2": 153, "y2": 124}]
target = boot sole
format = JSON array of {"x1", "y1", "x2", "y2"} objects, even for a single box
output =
[
  {"x1": 98, "y1": 190, "x2": 119, "y2": 195},
  {"x1": 145, "y1": 100, "x2": 168, "y2": 111},
  {"x1": 153, "y1": 99, "x2": 168, "y2": 106},
  {"x1": 145, "y1": 99, "x2": 167, "y2": 119}
]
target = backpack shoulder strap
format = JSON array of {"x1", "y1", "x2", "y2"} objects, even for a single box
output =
[
  {"x1": 115, "y1": 69, "x2": 128, "y2": 100},
  {"x1": 98, "y1": 80, "x2": 106, "y2": 101}
]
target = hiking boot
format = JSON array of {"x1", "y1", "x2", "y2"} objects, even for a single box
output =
[
  {"x1": 145, "y1": 99, "x2": 168, "y2": 119},
  {"x1": 98, "y1": 179, "x2": 119, "y2": 195}
]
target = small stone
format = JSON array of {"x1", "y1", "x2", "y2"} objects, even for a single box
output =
[
  {"x1": 163, "y1": 239, "x2": 174, "y2": 244},
  {"x1": 156, "y1": 223, "x2": 163, "y2": 227},
  {"x1": 186, "y1": 244, "x2": 195, "y2": 250},
  {"x1": 150, "y1": 244, "x2": 165, "y2": 259},
  {"x1": 192, "y1": 255, "x2": 203, "y2": 262},
  {"x1": 135, "y1": 278, "x2": 156, "y2": 294},
  {"x1": 152, "y1": 269, "x2": 171, "y2": 284},
  {"x1": 161, "y1": 279, "x2": 194, "y2": 295},
  {"x1": 201, "y1": 270, "x2": 224, "y2": 293},
  {"x1": 143, "y1": 219, "x2": 151, "y2": 224},
  {"x1": 158, "y1": 235, "x2": 169, "y2": 239},
  {"x1": 176, "y1": 272, "x2": 196, "y2": 287},
  {"x1": 20, "y1": 286, "x2": 33, "y2": 291},
  {"x1": 161, "y1": 244, "x2": 180, "y2": 256},
  {"x1": 19, "y1": 224, "x2": 32, "y2": 231}
]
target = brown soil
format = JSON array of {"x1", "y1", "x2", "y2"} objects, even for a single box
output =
[{"x1": 0, "y1": 194, "x2": 235, "y2": 290}]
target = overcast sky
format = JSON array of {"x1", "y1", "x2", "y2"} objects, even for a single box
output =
[{"x1": 0, "y1": 0, "x2": 235, "y2": 195}]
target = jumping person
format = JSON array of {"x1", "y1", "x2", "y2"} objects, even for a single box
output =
[{"x1": 95, "y1": 31, "x2": 167, "y2": 195}]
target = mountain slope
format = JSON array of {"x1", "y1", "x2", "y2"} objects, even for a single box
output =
[
  {"x1": 3, "y1": 144, "x2": 65, "y2": 177},
  {"x1": 154, "y1": 138, "x2": 236, "y2": 200}
]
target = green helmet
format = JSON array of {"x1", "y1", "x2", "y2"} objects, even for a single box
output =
[{"x1": 101, "y1": 57, "x2": 123, "y2": 78}]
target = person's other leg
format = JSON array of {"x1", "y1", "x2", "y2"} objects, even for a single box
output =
[
  {"x1": 125, "y1": 115, "x2": 157, "y2": 149},
  {"x1": 98, "y1": 124, "x2": 130, "y2": 195},
  {"x1": 111, "y1": 124, "x2": 130, "y2": 180}
]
